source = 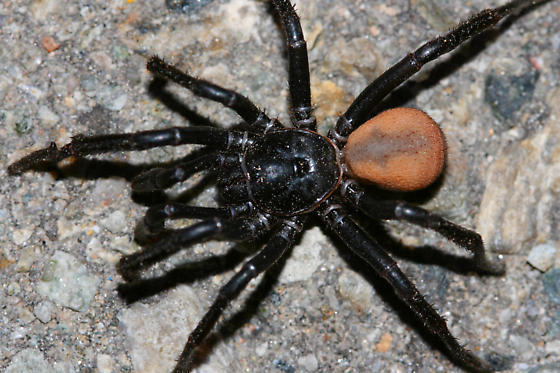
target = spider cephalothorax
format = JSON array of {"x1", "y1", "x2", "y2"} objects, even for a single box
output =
[{"x1": 8, "y1": 0, "x2": 552, "y2": 372}]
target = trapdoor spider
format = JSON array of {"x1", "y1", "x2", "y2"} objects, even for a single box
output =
[{"x1": 7, "y1": 0, "x2": 553, "y2": 372}]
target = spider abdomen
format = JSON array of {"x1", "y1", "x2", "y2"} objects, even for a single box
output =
[
  {"x1": 344, "y1": 107, "x2": 446, "y2": 191},
  {"x1": 243, "y1": 129, "x2": 342, "y2": 215}
]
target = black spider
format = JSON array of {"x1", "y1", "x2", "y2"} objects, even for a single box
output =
[{"x1": 7, "y1": 0, "x2": 551, "y2": 372}]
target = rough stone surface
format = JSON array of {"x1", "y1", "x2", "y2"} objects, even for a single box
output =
[
  {"x1": 5, "y1": 348, "x2": 67, "y2": 373},
  {"x1": 118, "y1": 285, "x2": 237, "y2": 373},
  {"x1": 2, "y1": 1, "x2": 560, "y2": 372}
]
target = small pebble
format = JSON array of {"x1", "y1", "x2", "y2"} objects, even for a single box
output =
[
  {"x1": 18, "y1": 306, "x2": 35, "y2": 324},
  {"x1": 338, "y1": 269, "x2": 374, "y2": 311},
  {"x1": 298, "y1": 353, "x2": 318, "y2": 371},
  {"x1": 98, "y1": 86, "x2": 127, "y2": 111},
  {"x1": 100, "y1": 210, "x2": 128, "y2": 233},
  {"x1": 15, "y1": 246, "x2": 36, "y2": 272},
  {"x1": 509, "y1": 334, "x2": 535, "y2": 360},
  {"x1": 38, "y1": 105, "x2": 60, "y2": 126},
  {"x1": 12, "y1": 228, "x2": 33, "y2": 245},
  {"x1": 33, "y1": 301, "x2": 54, "y2": 324},
  {"x1": 278, "y1": 227, "x2": 324, "y2": 284},
  {"x1": 545, "y1": 340, "x2": 560, "y2": 355},
  {"x1": 37, "y1": 250, "x2": 100, "y2": 312},
  {"x1": 6, "y1": 349, "x2": 53, "y2": 373},
  {"x1": 527, "y1": 243, "x2": 558, "y2": 272},
  {"x1": 96, "y1": 353, "x2": 115, "y2": 373},
  {"x1": 376, "y1": 333, "x2": 393, "y2": 353},
  {"x1": 41, "y1": 35, "x2": 60, "y2": 53}
]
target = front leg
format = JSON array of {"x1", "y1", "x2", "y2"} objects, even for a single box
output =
[
  {"x1": 7, "y1": 127, "x2": 240, "y2": 175},
  {"x1": 271, "y1": 0, "x2": 316, "y2": 129}
]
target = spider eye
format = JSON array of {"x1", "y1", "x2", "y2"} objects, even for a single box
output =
[
  {"x1": 344, "y1": 107, "x2": 446, "y2": 191},
  {"x1": 293, "y1": 158, "x2": 311, "y2": 175}
]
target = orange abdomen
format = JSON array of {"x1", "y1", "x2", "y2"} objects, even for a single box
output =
[{"x1": 344, "y1": 108, "x2": 446, "y2": 191}]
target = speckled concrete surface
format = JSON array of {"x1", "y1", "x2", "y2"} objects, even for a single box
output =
[{"x1": 1, "y1": 0, "x2": 560, "y2": 372}]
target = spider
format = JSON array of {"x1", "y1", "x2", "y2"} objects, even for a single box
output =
[{"x1": 6, "y1": 0, "x2": 552, "y2": 372}]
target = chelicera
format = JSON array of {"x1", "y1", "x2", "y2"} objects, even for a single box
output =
[{"x1": 7, "y1": 0, "x2": 549, "y2": 372}]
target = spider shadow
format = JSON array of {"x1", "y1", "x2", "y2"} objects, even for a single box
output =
[
  {"x1": 351, "y1": 182, "x2": 495, "y2": 277},
  {"x1": 116, "y1": 224, "x2": 298, "y2": 371},
  {"x1": 146, "y1": 78, "x2": 218, "y2": 128},
  {"x1": 327, "y1": 191, "x2": 511, "y2": 370},
  {"x1": 18, "y1": 75, "x2": 228, "y2": 183},
  {"x1": 147, "y1": 77, "x2": 269, "y2": 134},
  {"x1": 116, "y1": 243, "x2": 250, "y2": 303},
  {"x1": 190, "y1": 241, "x2": 295, "y2": 369}
]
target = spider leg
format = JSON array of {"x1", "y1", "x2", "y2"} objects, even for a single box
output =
[
  {"x1": 272, "y1": 0, "x2": 316, "y2": 130},
  {"x1": 172, "y1": 216, "x2": 305, "y2": 373},
  {"x1": 341, "y1": 182, "x2": 505, "y2": 275},
  {"x1": 140, "y1": 204, "x2": 231, "y2": 236},
  {"x1": 138, "y1": 202, "x2": 253, "y2": 237},
  {"x1": 147, "y1": 56, "x2": 279, "y2": 132},
  {"x1": 131, "y1": 153, "x2": 222, "y2": 192},
  {"x1": 7, "y1": 126, "x2": 248, "y2": 175},
  {"x1": 318, "y1": 202, "x2": 495, "y2": 373},
  {"x1": 332, "y1": 0, "x2": 551, "y2": 142},
  {"x1": 118, "y1": 212, "x2": 274, "y2": 281}
]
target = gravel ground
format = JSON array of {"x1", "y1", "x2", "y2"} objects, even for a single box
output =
[{"x1": 1, "y1": 0, "x2": 560, "y2": 372}]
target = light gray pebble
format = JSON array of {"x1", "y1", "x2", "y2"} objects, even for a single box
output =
[
  {"x1": 338, "y1": 269, "x2": 375, "y2": 310},
  {"x1": 15, "y1": 245, "x2": 37, "y2": 272},
  {"x1": 118, "y1": 285, "x2": 236, "y2": 373},
  {"x1": 56, "y1": 216, "x2": 81, "y2": 240},
  {"x1": 255, "y1": 341, "x2": 268, "y2": 357},
  {"x1": 33, "y1": 301, "x2": 54, "y2": 324},
  {"x1": 98, "y1": 86, "x2": 128, "y2": 111},
  {"x1": 100, "y1": 210, "x2": 128, "y2": 233},
  {"x1": 12, "y1": 227, "x2": 33, "y2": 246},
  {"x1": 18, "y1": 306, "x2": 35, "y2": 324},
  {"x1": 81, "y1": 76, "x2": 99, "y2": 97},
  {"x1": 38, "y1": 106, "x2": 60, "y2": 126},
  {"x1": 278, "y1": 227, "x2": 325, "y2": 284},
  {"x1": 509, "y1": 334, "x2": 536, "y2": 360},
  {"x1": 87, "y1": 179, "x2": 127, "y2": 213},
  {"x1": 545, "y1": 340, "x2": 560, "y2": 355},
  {"x1": 109, "y1": 235, "x2": 137, "y2": 255},
  {"x1": 96, "y1": 353, "x2": 115, "y2": 373},
  {"x1": 298, "y1": 353, "x2": 319, "y2": 371},
  {"x1": 6, "y1": 348, "x2": 54, "y2": 373},
  {"x1": 527, "y1": 243, "x2": 558, "y2": 272},
  {"x1": 37, "y1": 250, "x2": 100, "y2": 312},
  {"x1": 7, "y1": 282, "x2": 20, "y2": 296}
]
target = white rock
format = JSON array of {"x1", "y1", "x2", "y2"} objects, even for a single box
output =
[
  {"x1": 37, "y1": 250, "x2": 100, "y2": 312},
  {"x1": 118, "y1": 285, "x2": 238, "y2": 373},
  {"x1": 278, "y1": 227, "x2": 325, "y2": 284},
  {"x1": 527, "y1": 243, "x2": 558, "y2": 272}
]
